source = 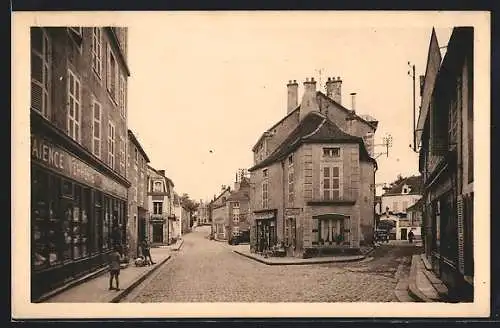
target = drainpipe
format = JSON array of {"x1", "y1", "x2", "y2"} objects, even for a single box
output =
[{"x1": 281, "y1": 161, "x2": 286, "y2": 246}]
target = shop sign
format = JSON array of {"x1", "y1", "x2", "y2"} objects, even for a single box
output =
[
  {"x1": 255, "y1": 210, "x2": 275, "y2": 220},
  {"x1": 31, "y1": 134, "x2": 127, "y2": 199}
]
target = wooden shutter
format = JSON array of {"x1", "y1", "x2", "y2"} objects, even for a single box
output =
[
  {"x1": 457, "y1": 195, "x2": 465, "y2": 274},
  {"x1": 431, "y1": 95, "x2": 449, "y2": 155}
]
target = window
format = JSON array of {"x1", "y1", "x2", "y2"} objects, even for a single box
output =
[
  {"x1": 91, "y1": 28, "x2": 102, "y2": 78},
  {"x1": 153, "y1": 202, "x2": 163, "y2": 215},
  {"x1": 119, "y1": 75, "x2": 126, "y2": 118},
  {"x1": 321, "y1": 165, "x2": 342, "y2": 200},
  {"x1": 107, "y1": 121, "x2": 115, "y2": 169},
  {"x1": 92, "y1": 99, "x2": 102, "y2": 158},
  {"x1": 31, "y1": 27, "x2": 51, "y2": 119},
  {"x1": 67, "y1": 69, "x2": 81, "y2": 142},
  {"x1": 323, "y1": 147, "x2": 340, "y2": 157},
  {"x1": 288, "y1": 155, "x2": 294, "y2": 204},
  {"x1": 153, "y1": 181, "x2": 163, "y2": 192},
  {"x1": 263, "y1": 169, "x2": 268, "y2": 178},
  {"x1": 262, "y1": 182, "x2": 269, "y2": 209},
  {"x1": 285, "y1": 217, "x2": 297, "y2": 247},
  {"x1": 119, "y1": 135, "x2": 125, "y2": 173},
  {"x1": 233, "y1": 202, "x2": 240, "y2": 208},
  {"x1": 135, "y1": 148, "x2": 138, "y2": 165},
  {"x1": 233, "y1": 208, "x2": 240, "y2": 223},
  {"x1": 393, "y1": 202, "x2": 398, "y2": 213},
  {"x1": 403, "y1": 201, "x2": 408, "y2": 212},
  {"x1": 106, "y1": 45, "x2": 118, "y2": 100}
]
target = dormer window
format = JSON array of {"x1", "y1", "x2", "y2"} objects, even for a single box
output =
[
  {"x1": 323, "y1": 147, "x2": 340, "y2": 158},
  {"x1": 402, "y1": 184, "x2": 410, "y2": 194},
  {"x1": 153, "y1": 181, "x2": 163, "y2": 192}
]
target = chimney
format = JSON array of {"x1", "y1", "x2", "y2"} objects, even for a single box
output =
[
  {"x1": 234, "y1": 171, "x2": 241, "y2": 191},
  {"x1": 350, "y1": 92, "x2": 357, "y2": 113},
  {"x1": 326, "y1": 76, "x2": 342, "y2": 104},
  {"x1": 287, "y1": 80, "x2": 298, "y2": 114},
  {"x1": 299, "y1": 77, "x2": 319, "y2": 121},
  {"x1": 419, "y1": 75, "x2": 425, "y2": 97}
]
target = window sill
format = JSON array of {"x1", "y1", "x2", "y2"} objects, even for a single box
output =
[{"x1": 307, "y1": 200, "x2": 356, "y2": 206}]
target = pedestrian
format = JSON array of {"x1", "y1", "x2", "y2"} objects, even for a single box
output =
[
  {"x1": 408, "y1": 229, "x2": 414, "y2": 244},
  {"x1": 141, "y1": 239, "x2": 155, "y2": 265},
  {"x1": 108, "y1": 245, "x2": 121, "y2": 291}
]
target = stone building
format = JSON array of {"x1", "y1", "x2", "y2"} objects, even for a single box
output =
[
  {"x1": 146, "y1": 166, "x2": 175, "y2": 245},
  {"x1": 210, "y1": 186, "x2": 232, "y2": 240},
  {"x1": 248, "y1": 76, "x2": 378, "y2": 258},
  {"x1": 379, "y1": 175, "x2": 423, "y2": 240},
  {"x1": 30, "y1": 27, "x2": 130, "y2": 301},
  {"x1": 416, "y1": 27, "x2": 474, "y2": 301},
  {"x1": 126, "y1": 129, "x2": 150, "y2": 258},
  {"x1": 227, "y1": 175, "x2": 251, "y2": 240}
]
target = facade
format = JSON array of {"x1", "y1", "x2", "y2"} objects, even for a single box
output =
[
  {"x1": 126, "y1": 130, "x2": 150, "y2": 258},
  {"x1": 197, "y1": 201, "x2": 210, "y2": 225},
  {"x1": 30, "y1": 27, "x2": 130, "y2": 301},
  {"x1": 379, "y1": 176, "x2": 423, "y2": 240},
  {"x1": 210, "y1": 187, "x2": 232, "y2": 240},
  {"x1": 248, "y1": 76, "x2": 378, "y2": 258},
  {"x1": 227, "y1": 176, "x2": 251, "y2": 239},
  {"x1": 416, "y1": 27, "x2": 474, "y2": 301},
  {"x1": 407, "y1": 198, "x2": 424, "y2": 239},
  {"x1": 146, "y1": 166, "x2": 175, "y2": 245}
]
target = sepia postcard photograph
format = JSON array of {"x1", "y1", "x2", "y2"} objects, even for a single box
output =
[{"x1": 11, "y1": 10, "x2": 491, "y2": 319}]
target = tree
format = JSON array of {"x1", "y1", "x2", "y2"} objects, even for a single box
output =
[{"x1": 180, "y1": 193, "x2": 199, "y2": 227}]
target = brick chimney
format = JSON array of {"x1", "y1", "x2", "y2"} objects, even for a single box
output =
[
  {"x1": 287, "y1": 80, "x2": 298, "y2": 114},
  {"x1": 299, "y1": 77, "x2": 319, "y2": 121},
  {"x1": 326, "y1": 76, "x2": 342, "y2": 104}
]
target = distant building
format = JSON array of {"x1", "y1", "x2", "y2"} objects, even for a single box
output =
[
  {"x1": 210, "y1": 186, "x2": 232, "y2": 240},
  {"x1": 227, "y1": 175, "x2": 251, "y2": 239},
  {"x1": 416, "y1": 27, "x2": 474, "y2": 301},
  {"x1": 248, "y1": 76, "x2": 378, "y2": 258},
  {"x1": 146, "y1": 166, "x2": 175, "y2": 246},
  {"x1": 380, "y1": 175, "x2": 423, "y2": 240},
  {"x1": 127, "y1": 130, "x2": 151, "y2": 258},
  {"x1": 197, "y1": 201, "x2": 210, "y2": 225}
]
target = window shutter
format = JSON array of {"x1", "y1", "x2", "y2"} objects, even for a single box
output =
[
  {"x1": 457, "y1": 195, "x2": 465, "y2": 274},
  {"x1": 106, "y1": 46, "x2": 111, "y2": 91},
  {"x1": 431, "y1": 98, "x2": 449, "y2": 155}
]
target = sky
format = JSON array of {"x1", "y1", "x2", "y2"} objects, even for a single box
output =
[{"x1": 126, "y1": 13, "x2": 456, "y2": 202}]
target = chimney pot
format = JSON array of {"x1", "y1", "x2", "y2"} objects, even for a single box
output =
[
  {"x1": 288, "y1": 80, "x2": 292, "y2": 84},
  {"x1": 311, "y1": 77, "x2": 315, "y2": 82},
  {"x1": 328, "y1": 77, "x2": 331, "y2": 81},
  {"x1": 337, "y1": 76, "x2": 341, "y2": 80},
  {"x1": 306, "y1": 77, "x2": 309, "y2": 82},
  {"x1": 293, "y1": 79, "x2": 296, "y2": 83}
]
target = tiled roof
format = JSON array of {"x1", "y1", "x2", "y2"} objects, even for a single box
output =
[
  {"x1": 128, "y1": 129, "x2": 151, "y2": 163},
  {"x1": 252, "y1": 106, "x2": 300, "y2": 151},
  {"x1": 383, "y1": 175, "x2": 423, "y2": 196},
  {"x1": 407, "y1": 197, "x2": 424, "y2": 211},
  {"x1": 249, "y1": 111, "x2": 375, "y2": 171}
]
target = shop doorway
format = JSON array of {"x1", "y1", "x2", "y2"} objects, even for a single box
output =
[
  {"x1": 152, "y1": 223, "x2": 163, "y2": 243},
  {"x1": 401, "y1": 228, "x2": 408, "y2": 240},
  {"x1": 256, "y1": 219, "x2": 276, "y2": 253}
]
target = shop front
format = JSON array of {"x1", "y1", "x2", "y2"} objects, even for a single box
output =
[
  {"x1": 254, "y1": 210, "x2": 277, "y2": 254},
  {"x1": 150, "y1": 215, "x2": 166, "y2": 245},
  {"x1": 30, "y1": 128, "x2": 129, "y2": 302}
]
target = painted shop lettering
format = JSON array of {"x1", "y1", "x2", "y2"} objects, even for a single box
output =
[{"x1": 31, "y1": 137, "x2": 64, "y2": 170}]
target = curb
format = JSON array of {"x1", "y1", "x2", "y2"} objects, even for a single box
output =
[
  {"x1": 232, "y1": 250, "x2": 365, "y2": 266},
  {"x1": 110, "y1": 255, "x2": 172, "y2": 303},
  {"x1": 172, "y1": 239, "x2": 184, "y2": 251},
  {"x1": 407, "y1": 254, "x2": 433, "y2": 302},
  {"x1": 36, "y1": 266, "x2": 109, "y2": 303}
]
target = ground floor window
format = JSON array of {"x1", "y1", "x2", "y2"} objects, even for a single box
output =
[
  {"x1": 312, "y1": 216, "x2": 350, "y2": 246},
  {"x1": 256, "y1": 218, "x2": 276, "y2": 252},
  {"x1": 285, "y1": 217, "x2": 296, "y2": 248},
  {"x1": 31, "y1": 164, "x2": 127, "y2": 272}
]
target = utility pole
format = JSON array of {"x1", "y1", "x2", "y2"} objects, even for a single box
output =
[{"x1": 408, "y1": 62, "x2": 417, "y2": 152}]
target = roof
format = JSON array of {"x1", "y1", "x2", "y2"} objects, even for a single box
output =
[
  {"x1": 146, "y1": 165, "x2": 175, "y2": 187},
  {"x1": 316, "y1": 92, "x2": 378, "y2": 130},
  {"x1": 249, "y1": 111, "x2": 376, "y2": 172},
  {"x1": 227, "y1": 188, "x2": 250, "y2": 201},
  {"x1": 128, "y1": 129, "x2": 151, "y2": 163},
  {"x1": 382, "y1": 175, "x2": 423, "y2": 196},
  {"x1": 211, "y1": 187, "x2": 231, "y2": 204},
  {"x1": 252, "y1": 106, "x2": 300, "y2": 151}
]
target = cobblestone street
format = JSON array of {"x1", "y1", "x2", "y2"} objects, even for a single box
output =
[{"x1": 122, "y1": 226, "x2": 422, "y2": 303}]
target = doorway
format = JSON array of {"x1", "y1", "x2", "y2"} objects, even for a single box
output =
[
  {"x1": 152, "y1": 223, "x2": 163, "y2": 243},
  {"x1": 401, "y1": 228, "x2": 408, "y2": 240}
]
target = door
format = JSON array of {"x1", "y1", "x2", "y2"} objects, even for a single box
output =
[
  {"x1": 401, "y1": 228, "x2": 408, "y2": 240},
  {"x1": 152, "y1": 223, "x2": 163, "y2": 243}
]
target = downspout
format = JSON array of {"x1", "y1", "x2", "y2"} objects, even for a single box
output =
[{"x1": 281, "y1": 160, "x2": 286, "y2": 247}]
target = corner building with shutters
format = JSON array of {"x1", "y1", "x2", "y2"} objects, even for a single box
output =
[{"x1": 30, "y1": 27, "x2": 130, "y2": 301}]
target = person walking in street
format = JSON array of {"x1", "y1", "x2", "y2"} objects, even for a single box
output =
[
  {"x1": 408, "y1": 229, "x2": 415, "y2": 244},
  {"x1": 108, "y1": 245, "x2": 121, "y2": 291},
  {"x1": 141, "y1": 239, "x2": 155, "y2": 265}
]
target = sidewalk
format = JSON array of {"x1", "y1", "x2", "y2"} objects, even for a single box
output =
[
  {"x1": 43, "y1": 240, "x2": 184, "y2": 303},
  {"x1": 227, "y1": 244, "x2": 368, "y2": 265},
  {"x1": 404, "y1": 254, "x2": 448, "y2": 302}
]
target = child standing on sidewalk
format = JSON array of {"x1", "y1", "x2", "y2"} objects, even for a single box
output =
[{"x1": 108, "y1": 246, "x2": 121, "y2": 291}]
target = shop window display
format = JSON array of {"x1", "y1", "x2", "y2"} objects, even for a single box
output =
[{"x1": 32, "y1": 167, "x2": 49, "y2": 269}]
